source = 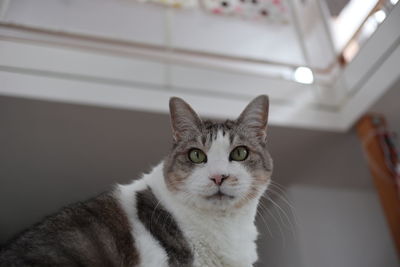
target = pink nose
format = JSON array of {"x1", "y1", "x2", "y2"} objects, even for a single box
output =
[{"x1": 210, "y1": 174, "x2": 229, "y2": 185}]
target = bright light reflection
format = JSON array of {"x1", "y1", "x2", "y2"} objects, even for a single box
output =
[
  {"x1": 293, "y1": 67, "x2": 314, "y2": 84},
  {"x1": 363, "y1": 16, "x2": 378, "y2": 37},
  {"x1": 374, "y1": 10, "x2": 386, "y2": 23},
  {"x1": 390, "y1": 0, "x2": 399, "y2": 6}
]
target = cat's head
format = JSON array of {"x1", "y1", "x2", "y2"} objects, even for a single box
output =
[{"x1": 163, "y1": 95, "x2": 273, "y2": 212}]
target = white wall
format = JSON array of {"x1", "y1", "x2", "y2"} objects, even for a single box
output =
[
  {"x1": 255, "y1": 82, "x2": 400, "y2": 267},
  {"x1": 289, "y1": 185, "x2": 397, "y2": 267}
]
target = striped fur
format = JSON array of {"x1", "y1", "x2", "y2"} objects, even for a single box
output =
[{"x1": 0, "y1": 193, "x2": 139, "y2": 266}]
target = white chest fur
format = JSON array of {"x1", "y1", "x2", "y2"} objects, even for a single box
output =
[
  {"x1": 181, "y1": 210, "x2": 259, "y2": 267},
  {"x1": 146, "y1": 164, "x2": 260, "y2": 267}
]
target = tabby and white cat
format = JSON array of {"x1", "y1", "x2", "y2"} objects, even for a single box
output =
[{"x1": 0, "y1": 95, "x2": 273, "y2": 267}]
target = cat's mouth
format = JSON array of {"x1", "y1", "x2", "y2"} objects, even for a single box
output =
[{"x1": 205, "y1": 190, "x2": 235, "y2": 200}]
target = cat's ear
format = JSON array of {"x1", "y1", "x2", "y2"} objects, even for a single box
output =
[
  {"x1": 169, "y1": 97, "x2": 202, "y2": 142},
  {"x1": 237, "y1": 95, "x2": 269, "y2": 141}
]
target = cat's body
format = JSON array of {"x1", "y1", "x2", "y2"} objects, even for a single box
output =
[
  {"x1": 0, "y1": 192, "x2": 138, "y2": 266},
  {"x1": 0, "y1": 96, "x2": 273, "y2": 267}
]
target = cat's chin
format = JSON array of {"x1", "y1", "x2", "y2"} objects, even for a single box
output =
[
  {"x1": 174, "y1": 193, "x2": 238, "y2": 212},
  {"x1": 205, "y1": 191, "x2": 235, "y2": 201},
  {"x1": 196, "y1": 192, "x2": 242, "y2": 211}
]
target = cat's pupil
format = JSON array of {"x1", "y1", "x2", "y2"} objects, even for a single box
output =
[
  {"x1": 230, "y1": 146, "x2": 249, "y2": 161},
  {"x1": 189, "y1": 148, "x2": 207, "y2": 163}
]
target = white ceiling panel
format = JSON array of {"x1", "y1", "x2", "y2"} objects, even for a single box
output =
[
  {"x1": 170, "y1": 8, "x2": 305, "y2": 65},
  {"x1": 0, "y1": 0, "x2": 399, "y2": 131},
  {"x1": 4, "y1": 0, "x2": 166, "y2": 45}
]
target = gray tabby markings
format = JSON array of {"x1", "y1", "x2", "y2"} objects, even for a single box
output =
[
  {"x1": 136, "y1": 188, "x2": 193, "y2": 267},
  {"x1": 0, "y1": 193, "x2": 140, "y2": 267}
]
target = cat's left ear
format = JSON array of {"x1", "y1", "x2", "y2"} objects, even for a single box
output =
[
  {"x1": 237, "y1": 95, "x2": 269, "y2": 141},
  {"x1": 169, "y1": 97, "x2": 202, "y2": 142}
]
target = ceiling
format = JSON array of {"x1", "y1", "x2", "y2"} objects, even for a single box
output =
[{"x1": 0, "y1": 0, "x2": 399, "y2": 131}]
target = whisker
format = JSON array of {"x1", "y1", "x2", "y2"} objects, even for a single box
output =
[
  {"x1": 257, "y1": 200, "x2": 286, "y2": 246},
  {"x1": 267, "y1": 184, "x2": 299, "y2": 229},
  {"x1": 150, "y1": 200, "x2": 162, "y2": 232},
  {"x1": 256, "y1": 208, "x2": 273, "y2": 238},
  {"x1": 264, "y1": 195, "x2": 296, "y2": 238},
  {"x1": 269, "y1": 182, "x2": 296, "y2": 209}
]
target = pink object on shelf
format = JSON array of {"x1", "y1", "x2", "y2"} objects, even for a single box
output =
[{"x1": 201, "y1": 0, "x2": 289, "y2": 23}]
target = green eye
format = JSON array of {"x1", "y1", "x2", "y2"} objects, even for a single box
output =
[
  {"x1": 230, "y1": 146, "x2": 249, "y2": 161},
  {"x1": 188, "y1": 148, "x2": 207, "y2": 164}
]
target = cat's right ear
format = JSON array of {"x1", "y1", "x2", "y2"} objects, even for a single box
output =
[{"x1": 169, "y1": 97, "x2": 202, "y2": 142}]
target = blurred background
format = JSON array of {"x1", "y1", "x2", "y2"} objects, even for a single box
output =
[{"x1": 0, "y1": 0, "x2": 399, "y2": 266}]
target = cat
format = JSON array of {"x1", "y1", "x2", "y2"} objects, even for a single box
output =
[{"x1": 0, "y1": 95, "x2": 273, "y2": 267}]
